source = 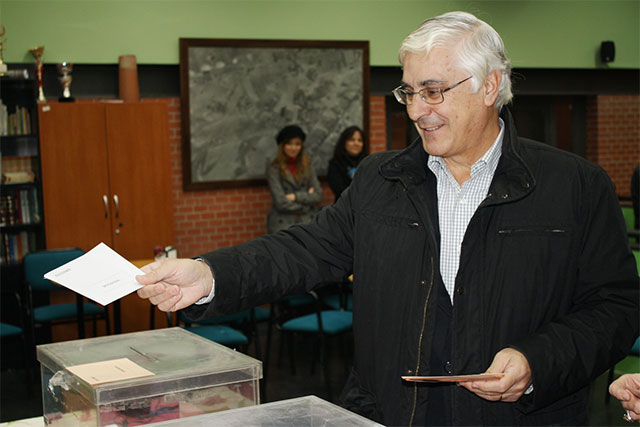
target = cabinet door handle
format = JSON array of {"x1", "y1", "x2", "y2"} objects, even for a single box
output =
[
  {"x1": 113, "y1": 194, "x2": 120, "y2": 218},
  {"x1": 103, "y1": 195, "x2": 109, "y2": 218}
]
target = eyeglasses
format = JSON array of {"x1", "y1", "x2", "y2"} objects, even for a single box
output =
[{"x1": 392, "y1": 76, "x2": 473, "y2": 105}]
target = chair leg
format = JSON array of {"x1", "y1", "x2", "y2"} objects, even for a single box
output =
[
  {"x1": 288, "y1": 332, "x2": 296, "y2": 376},
  {"x1": 321, "y1": 333, "x2": 332, "y2": 402}
]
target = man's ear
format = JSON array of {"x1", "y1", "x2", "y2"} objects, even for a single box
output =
[{"x1": 483, "y1": 70, "x2": 501, "y2": 107}]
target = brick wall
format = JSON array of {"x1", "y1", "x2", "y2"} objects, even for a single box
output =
[
  {"x1": 159, "y1": 93, "x2": 637, "y2": 256},
  {"x1": 586, "y1": 95, "x2": 640, "y2": 197},
  {"x1": 161, "y1": 96, "x2": 387, "y2": 257}
]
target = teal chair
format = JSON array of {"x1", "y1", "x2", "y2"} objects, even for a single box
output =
[
  {"x1": 183, "y1": 307, "x2": 267, "y2": 358},
  {"x1": 168, "y1": 311, "x2": 249, "y2": 351},
  {"x1": 280, "y1": 290, "x2": 353, "y2": 401},
  {"x1": 23, "y1": 249, "x2": 110, "y2": 344},
  {"x1": 321, "y1": 280, "x2": 353, "y2": 311}
]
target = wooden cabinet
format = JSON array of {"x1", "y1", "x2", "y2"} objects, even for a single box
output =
[
  {"x1": 38, "y1": 101, "x2": 174, "y2": 259},
  {"x1": 38, "y1": 101, "x2": 175, "y2": 336}
]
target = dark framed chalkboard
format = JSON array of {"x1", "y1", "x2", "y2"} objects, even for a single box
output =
[{"x1": 180, "y1": 38, "x2": 369, "y2": 190}]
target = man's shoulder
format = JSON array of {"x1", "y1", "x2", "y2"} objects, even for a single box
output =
[{"x1": 516, "y1": 137, "x2": 603, "y2": 176}]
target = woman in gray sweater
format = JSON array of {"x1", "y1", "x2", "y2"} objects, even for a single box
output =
[{"x1": 266, "y1": 125, "x2": 322, "y2": 234}]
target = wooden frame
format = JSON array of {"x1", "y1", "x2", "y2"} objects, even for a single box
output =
[{"x1": 180, "y1": 38, "x2": 370, "y2": 190}]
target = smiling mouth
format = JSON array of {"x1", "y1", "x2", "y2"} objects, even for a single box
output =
[{"x1": 417, "y1": 117, "x2": 444, "y2": 132}]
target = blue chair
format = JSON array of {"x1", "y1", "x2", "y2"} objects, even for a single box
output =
[
  {"x1": 280, "y1": 290, "x2": 353, "y2": 401},
  {"x1": 168, "y1": 311, "x2": 249, "y2": 351},
  {"x1": 321, "y1": 280, "x2": 353, "y2": 311},
  {"x1": 23, "y1": 249, "x2": 110, "y2": 344}
]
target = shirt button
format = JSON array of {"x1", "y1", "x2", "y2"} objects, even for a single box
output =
[
  {"x1": 420, "y1": 280, "x2": 426, "y2": 285},
  {"x1": 459, "y1": 198, "x2": 467, "y2": 204},
  {"x1": 444, "y1": 361, "x2": 453, "y2": 374}
]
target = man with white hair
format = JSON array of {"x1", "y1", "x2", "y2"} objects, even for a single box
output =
[{"x1": 137, "y1": 11, "x2": 638, "y2": 425}]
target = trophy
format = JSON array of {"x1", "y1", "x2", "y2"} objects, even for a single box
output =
[
  {"x1": 29, "y1": 46, "x2": 46, "y2": 102},
  {"x1": 0, "y1": 25, "x2": 7, "y2": 76},
  {"x1": 57, "y1": 62, "x2": 74, "y2": 102}
]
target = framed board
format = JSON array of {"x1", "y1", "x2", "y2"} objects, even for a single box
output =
[{"x1": 180, "y1": 38, "x2": 370, "y2": 190}]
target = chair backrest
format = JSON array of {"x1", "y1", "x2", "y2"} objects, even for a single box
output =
[{"x1": 24, "y1": 249, "x2": 84, "y2": 292}]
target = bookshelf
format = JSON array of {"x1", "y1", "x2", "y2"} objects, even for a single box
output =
[{"x1": 0, "y1": 77, "x2": 46, "y2": 267}]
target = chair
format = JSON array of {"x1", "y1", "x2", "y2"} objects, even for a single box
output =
[
  {"x1": 279, "y1": 290, "x2": 353, "y2": 401},
  {"x1": 167, "y1": 311, "x2": 250, "y2": 351},
  {"x1": 23, "y1": 249, "x2": 111, "y2": 346},
  {"x1": 321, "y1": 280, "x2": 353, "y2": 311}
]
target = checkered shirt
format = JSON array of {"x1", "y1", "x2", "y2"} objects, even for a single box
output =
[{"x1": 427, "y1": 118, "x2": 504, "y2": 303}]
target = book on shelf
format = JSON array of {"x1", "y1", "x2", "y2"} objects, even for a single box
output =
[
  {"x1": 1, "y1": 170, "x2": 35, "y2": 184},
  {"x1": 3, "y1": 106, "x2": 31, "y2": 136},
  {"x1": 0, "y1": 230, "x2": 35, "y2": 264},
  {"x1": 0, "y1": 188, "x2": 41, "y2": 226}
]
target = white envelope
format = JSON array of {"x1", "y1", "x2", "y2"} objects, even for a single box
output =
[{"x1": 44, "y1": 242, "x2": 144, "y2": 306}]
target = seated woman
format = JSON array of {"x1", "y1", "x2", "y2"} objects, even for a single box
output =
[
  {"x1": 327, "y1": 126, "x2": 368, "y2": 202},
  {"x1": 266, "y1": 125, "x2": 322, "y2": 234}
]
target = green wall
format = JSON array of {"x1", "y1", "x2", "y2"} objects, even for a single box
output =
[{"x1": 1, "y1": 0, "x2": 638, "y2": 68}]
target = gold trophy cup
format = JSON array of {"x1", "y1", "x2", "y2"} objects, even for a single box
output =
[
  {"x1": 28, "y1": 46, "x2": 46, "y2": 102},
  {"x1": 57, "y1": 62, "x2": 74, "y2": 102}
]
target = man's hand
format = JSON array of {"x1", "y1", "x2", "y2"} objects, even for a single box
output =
[
  {"x1": 285, "y1": 193, "x2": 296, "y2": 201},
  {"x1": 459, "y1": 348, "x2": 532, "y2": 402},
  {"x1": 609, "y1": 373, "x2": 640, "y2": 421},
  {"x1": 136, "y1": 258, "x2": 213, "y2": 312}
]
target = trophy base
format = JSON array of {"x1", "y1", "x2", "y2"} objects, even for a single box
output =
[{"x1": 59, "y1": 96, "x2": 75, "y2": 102}]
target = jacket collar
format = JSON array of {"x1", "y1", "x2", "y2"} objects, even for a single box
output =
[{"x1": 379, "y1": 107, "x2": 535, "y2": 203}]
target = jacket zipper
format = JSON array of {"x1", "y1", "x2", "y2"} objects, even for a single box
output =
[{"x1": 409, "y1": 255, "x2": 435, "y2": 427}]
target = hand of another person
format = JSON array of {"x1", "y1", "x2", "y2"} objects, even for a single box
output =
[
  {"x1": 136, "y1": 258, "x2": 213, "y2": 312},
  {"x1": 285, "y1": 193, "x2": 296, "y2": 201},
  {"x1": 308, "y1": 187, "x2": 315, "y2": 194},
  {"x1": 459, "y1": 347, "x2": 532, "y2": 402},
  {"x1": 609, "y1": 373, "x2": 640, "y2": 422}
]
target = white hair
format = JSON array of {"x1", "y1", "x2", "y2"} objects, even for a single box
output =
[{"x1": 398, "y1": 11, "x2": 513, "y2": 110}]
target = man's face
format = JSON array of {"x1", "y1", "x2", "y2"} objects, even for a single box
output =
[{"x1": 401, "y1": 48, "x2": 496, "y2": 165}]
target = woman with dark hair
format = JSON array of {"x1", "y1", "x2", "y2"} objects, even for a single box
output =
[
  {"x1": 327, "y1": 126, "x2": 368, "y2": 201},
  {"x1": 266, "y1": 125, "x2": 322, "y2": 234}
]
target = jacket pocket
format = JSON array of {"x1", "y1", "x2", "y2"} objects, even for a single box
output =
[
  {"x1": 497, "y1": 226, "x2": 567, "y2": 236},
  {"x1": 339, "y1": 367, "x2": 380, "y2": 421},
  {"x1": 362, "y1": 210, "x2": 421, "y2": 230}
]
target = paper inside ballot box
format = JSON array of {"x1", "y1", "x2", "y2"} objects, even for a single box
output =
[{"x1": 66, "y1": 358, "x2": 155, "y2": 386}]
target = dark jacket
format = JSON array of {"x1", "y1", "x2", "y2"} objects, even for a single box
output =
[
  {"x1": 327, "y1": 155, "x2": 362, "y2": 201},
  {"x1": 185, "y1": 109, "x2": 639, "y2": 426},
  {"x1": 265, "y1": 161, "x2": 322, "y2": 234}
]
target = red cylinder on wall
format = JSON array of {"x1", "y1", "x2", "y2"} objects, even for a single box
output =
[{"x1": 119, "y1": 55, "x2": 140, "y2": 101}]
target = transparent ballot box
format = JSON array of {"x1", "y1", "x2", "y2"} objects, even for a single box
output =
[
  {"x1": 37, "y1": 327, "x2": 262, "y2": 426},
  {"x1": 148, "y1": 395, "x2": 383, "y2": 426}
]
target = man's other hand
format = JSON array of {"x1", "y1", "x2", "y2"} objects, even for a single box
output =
[{"x1": 459, "y1": 347, "x2": 532, "y2": 402}]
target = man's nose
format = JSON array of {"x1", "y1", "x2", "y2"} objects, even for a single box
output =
[{"x1": 406, "y1": 100, "x2": 433, "y2": 122}]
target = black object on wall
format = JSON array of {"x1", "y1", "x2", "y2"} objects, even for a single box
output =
[{"x1": 601, "y1": 41, "x2": 615, "y2": 63}]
